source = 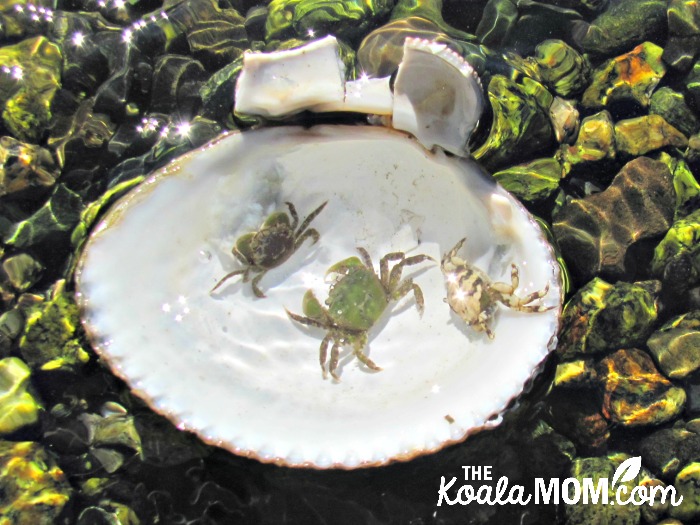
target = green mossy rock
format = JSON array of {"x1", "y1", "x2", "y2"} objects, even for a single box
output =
[
  {"x1": 0, "y1": 357, "x2": 41, "y2": 435},
  {"x1": 614, "y1": 115, "x2": 688, "y2": 157},
  {"x1": 492, "y1": 157, "x2": 562, "y2": 203},
  {"x1": 559, "y1": 110, "x2": 616, "y2": 173},
  {"x1": 0, "y1": 36, "x2": 62, "y2": 142},
  {"x1": 472, "y1": 75, "x2": 554, "y2": 171},
  {"x1": 557, "y1": 278, "x2": 660, "y2": 359},
  {"x1": 18, "y1": 281, "x2": 89, "y2": 370},
  {"x1": 0, "y1": 440, "x2": 72, "y2": 524}
]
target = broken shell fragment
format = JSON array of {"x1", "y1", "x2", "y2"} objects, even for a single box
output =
[{"x1": 234, "y1": 36, "x2": 484, "y2": 155}]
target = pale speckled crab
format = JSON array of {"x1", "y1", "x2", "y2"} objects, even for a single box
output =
[
  {"x1": 441, "y1": 238, "x2": 554, "y2": 338},
  {"x1": 286, "y1": 248, "x2": 433, "y2": 380},
  {"x1": 211, "y1": 201, "x2": 327, "y2": 297}
]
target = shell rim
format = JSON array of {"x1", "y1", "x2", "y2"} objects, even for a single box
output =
[{"x1": 73, "y1": 124, "x2": 564, "y2": 470}]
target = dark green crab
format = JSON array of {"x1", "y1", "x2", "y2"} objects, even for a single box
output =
[
  {"x1": 287, "y1": 247, "x2": 433, "y2": 380},
  {"x1": 211, "y1": 201, "x2": 327, "y2": 297}
]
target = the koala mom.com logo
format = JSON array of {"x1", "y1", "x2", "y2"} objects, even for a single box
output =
[{"x1": 437, "y1": 457, "x2": 682, "y2": 507}]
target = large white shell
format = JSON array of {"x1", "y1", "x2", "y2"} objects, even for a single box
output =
[{"x1": 76, "y1": 125, "x2": 562, "y2": 468}]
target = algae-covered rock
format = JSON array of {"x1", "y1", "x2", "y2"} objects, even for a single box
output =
[
  {"x1": 557, "y1": 278, "x2": 660, "y2": 359},
  {"x1": 0, "y1": 440, "x2": 72, "y2": 524},
  {"x1": 553, "y1": 157, "x2": 675, "y2": 283},
  {"x1": 492, "y1": 157, "x2": 561, "y2": 203},
  {"x1": 472, "y1": 75, "x2": 554, "y2": 171},
  {"x1": 199, "y1": 58, "x2": 242, "y2": 126},
  {"x1": 2, "y1": 253, "x2": 43, "y2": 292},
  {"x1": 564, "y1": 454, "x2": 641, "y2": 524},
  {"x1": 186, "y1": 7, "x2": 247, "y2": 70},
  {"x1": 670, "y1": 462, "x2": 700, "y2": 520},
  {"x1": 614, "y1": 115, "x2": 688, "y2": 157},
  {"x1": 640, "y1": 423, "x2": 700, "y2": 479},
  {"x1": 651, "y1": 208, "x2": 700, "y2": 285},
  {"x1": 0, "y1": 136, "x2": 57, "y2": 198},
  {"x1": 665, "y1": 0, "x2": 700, "y2": 70},
  {"x1": 18, "y1": 280, "x2": 89, "y2": 370},
  {"x1": 651, "y1": 87, "x2": 699, "y2": 137},
  {"x1": 597, "y1": 348, "x2": 686, "y2": 427},
  {"x1": 553, "y1": 359, "x2": 597, "y2": 388},
  {"x1": 3, "y1": 183, "x2": 83, "y2": 250},
  {"x1": 265, "y1": 0, "x2": 394, "y2": 42},
  {"x1": 533, "y1": 39, "x2": 590, "y2": 98},
  {"x1": 647, "y1": 312, "x2": 700, "y2": 380},
  {"x1": 656, "y1": 154, "x2": 700, "y2": 220},
  {"x1": 0, "y1": 357, "x2": 41, "y2": 435},
  {"x1": 558, "y1": 110, "x2": 615, "y2": 173},
  {"x1": 573, "y1": 0, "x2": 667, "y2": 56},
  {"x1": 581, "y1": 41, "x2": 665, "y2": 109},
  {"x1": 47, "y1": 97, "x2": 116, "y2": 172},
  {"x1": 0, "y1": 36, "x2": 62, "y2": 142}
]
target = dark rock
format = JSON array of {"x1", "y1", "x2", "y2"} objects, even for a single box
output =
[
  {"x1": 0, "y1": 136, "x2": 57, "y2": 199},
  {"x1": 651, "y1": 87, "x2": 699, "y2": 137},
  {"x1": 573, "y1": 0, "x2": 667, "y2": 56},
  {"x1": 150, "y1": 54, "x2": 207, "y2": 115},
  {"x1": 648, "y1": 311, "x2": 700, "y2": 380},
  {"x1": 553, "y1": 157, "x2": 675, "y2": 283}
]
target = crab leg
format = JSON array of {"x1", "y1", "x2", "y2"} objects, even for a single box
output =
[
  {"x1": 329, "y1": 340, "x2": 342, "y2": 380},
  {"x1": 319, "y1": 334, "x2": 332, "y2": 379},
  {"x1": 285, "y1": 310, "x2": 330, "y2": 329},
  {"x1": 285, "y1": 201, "x2": 299, "y2": 231},
  {"x1": 294, "y1": 228, "x2": 320, "y2": 249},
  {"x1": 490, "y1": 264, "x2": 519, "y2": 296},
  {"x1": 388, "y1": 254, "x2": 434, "y2": 289},
  {"x1": 356, "y1": 247, "x2": 374, "y2": 270},
  {"x1": 295, "y1": 200, "x2": 328, "y2": 236},
  {"x1": 392, "y1": 278, "x2": 426, "y2": 317},
  {"x1": 250, "y1": 271, "x2": 268, "y2": 298},
  {"x1": 379, "y1": 252, "x2": 405, "y2": 288},
  {"x1": 210, "y1": 268, "x2": 248, "y2": 293}
]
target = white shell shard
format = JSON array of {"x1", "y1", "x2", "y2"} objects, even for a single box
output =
[
  {"x1": 232, "y1": 36, "x2": 485, "y2": 156},
  {"x1": 311, "y1": 75, "x2": 393, "y2": 115},
  {"x1": 234, "y1": 35, "x2": 346, "y2": 117},
  {"x1": 76, "y1": 125, "x2": 562, "y2": 469},
  {"x1": 392, "y1": 37, "x2": 484, "y2": 156}
]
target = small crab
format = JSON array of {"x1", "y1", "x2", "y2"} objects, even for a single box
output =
[
  {"x1": 287, "y1": 248, "x2": 433, "y2": 380},
  {"x1": 441, "y1": 238, "x2": 554, "y2": 339},
  {"x1": 211, "y1": 200, "x2": 328, "y2": 297}
]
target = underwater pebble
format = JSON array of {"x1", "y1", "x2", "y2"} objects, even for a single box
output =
[
  {"x1": 553, "y1": 156, "x2": 675, "y2": 283},
  {"x1": 0, "y1": 440, "x2": 72, "y2": 524},
  {"x1": 472, "y1": 74, "x2": 554, "y2": 170},
  {"x1": 0, "y1": 136, "x2": 57, "y2": 198},
  {"x1": 581, "y1": 41, "x2": 665, "y2": 109},
  {"x1": 596, "y1": 348, "x2": 686, "y2": 427},
  {"x1": 0, "y1": 357, "x2": 41, "y2": 435},
  {"x1": 557, "y1": 278, "x2": 660, "y2": 359},
  {"x1": 614, "y1": 115, "x2": 688, "y2": 157},
  {"x1": 564, "y1": 454, "x2": 641, "y2": 524},
  {"x1": 573, "y1": 0, "x2": 667, "y2": 56},
  {"x1": 647, "y1": 311, "x2": 700, "y2": 380}
]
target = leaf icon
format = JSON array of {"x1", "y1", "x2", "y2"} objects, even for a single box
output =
[{"x1": 612, "y1": 456, "x2": 642, "y2": 487}]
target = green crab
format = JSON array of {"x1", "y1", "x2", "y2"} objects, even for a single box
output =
[
  {"x1": 211, "y1": 201, "x2": 327, "y2": 297},
  {"x1": 441, "y1": 238, "x2": 554, "y2": 338},
  {"x1": 287, "y1": 247, "x2": 433, "y2": 380}
]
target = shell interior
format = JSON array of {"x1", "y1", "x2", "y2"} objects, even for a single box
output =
[{"x1": 76, "y1": 125, "x2": 562, "y2": 468}]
